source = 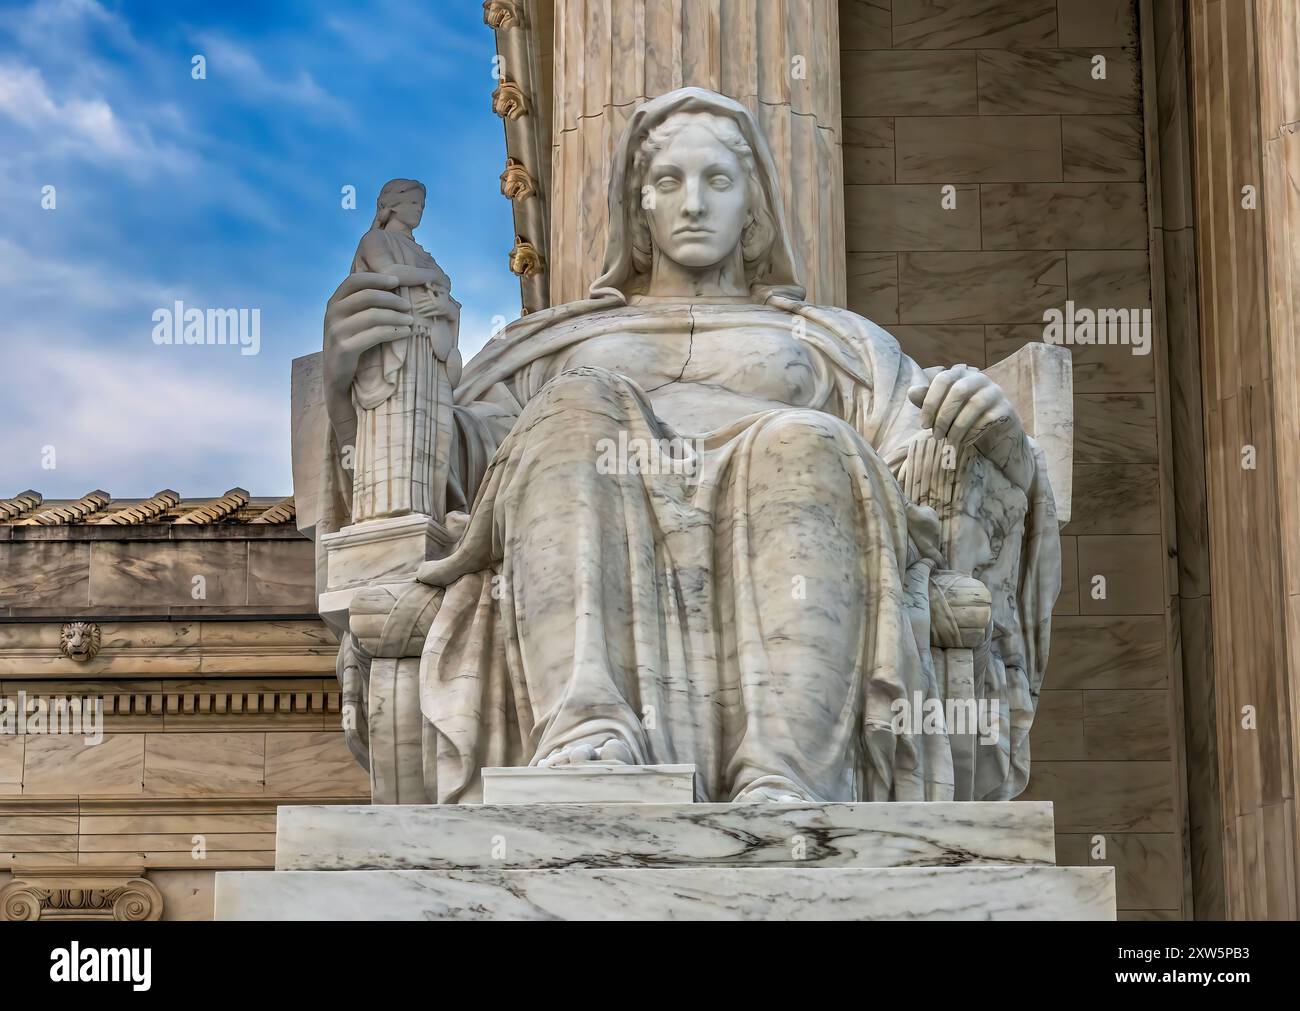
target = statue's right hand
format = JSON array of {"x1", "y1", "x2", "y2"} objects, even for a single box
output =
[{"x1": 324, "y1": 272, "x2": 416, "y2": 362}]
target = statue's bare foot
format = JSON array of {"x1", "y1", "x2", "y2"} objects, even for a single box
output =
[
  {"x1": 536, "y1": 738, "x2": 635, "y2": 768},
  {"x1": 733, "y1": 778, "x2": 815, "y2": 803}
]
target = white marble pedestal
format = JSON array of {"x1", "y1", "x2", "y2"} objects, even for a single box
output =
[
  {"x1": 317, "y1": 513, "x2": 456, "y2": 631},
  {"x1": 215, "y1": 765, "x2": 1115, "y2": 921}
]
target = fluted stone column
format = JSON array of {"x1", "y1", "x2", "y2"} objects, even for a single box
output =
[{"x1": 549, "y1": 0, "x2": 846, "y2": 306}]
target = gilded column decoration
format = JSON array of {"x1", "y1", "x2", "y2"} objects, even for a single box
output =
[
  {"x1": 500, "y1": 157, "x2": 536, "y2": 202},
  {"x1": 508, "y1": 237, "x2": 545, "y2": 277},
  {"x1": 491, "y1": 79, "x2": 528, "y2": 120},
  {"x1": 483, "y1": 0, "x2": 523, "y2": 30}
]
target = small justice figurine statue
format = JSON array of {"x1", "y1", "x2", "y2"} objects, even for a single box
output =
[{"x1": 348, "y1": 179, "x2": 460, "y2": 523}]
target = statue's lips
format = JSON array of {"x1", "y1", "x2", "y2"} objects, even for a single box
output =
[{"x1": 673, "y1": 227, "x2": 715, "y2": 237}]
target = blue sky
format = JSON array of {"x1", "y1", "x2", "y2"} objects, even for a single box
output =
[{"x1": 0, "y1": 0, "x2": 519, "y2": 499}]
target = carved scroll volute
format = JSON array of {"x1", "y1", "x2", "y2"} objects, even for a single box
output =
[{"x1": 0, "y1": 871, "x2": 163, "y2": 921}]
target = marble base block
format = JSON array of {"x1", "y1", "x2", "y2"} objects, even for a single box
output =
[
  {"x1": 481, "y1": 764, "x2": 696, "y2": 804},
  {"x1": 322, "y1": 513, "x2": 451, "y2": 591},
  {"x1": 318, "y1": 514, "x2": 455, "y2": 630},
  {"x1": 275, "y1": 800, "x2": 1056, "y2": 871},
  {"x1": 216, "y1": 865, "x2": 1115, "y2": 921}
]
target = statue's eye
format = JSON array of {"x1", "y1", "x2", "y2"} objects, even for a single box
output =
[
  {"x1": 710, "y1": 175, "x2": 734, "y2": 190},
  {"x1": 656, "y1": 177, "x2": 680, "y2": 192}
]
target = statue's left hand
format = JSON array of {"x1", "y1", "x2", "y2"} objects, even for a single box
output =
[{"x1": 907, "y1": 364, "x2": 1024, "y2": 453}]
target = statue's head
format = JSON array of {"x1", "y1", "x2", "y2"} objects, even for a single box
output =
[
  {"x1": 592, "y1": 88, "x2": 804, "y2": 301},
  {"x1": 630, "y1": 110, "x2": 777, "y2": 280},
  {"x1": 372, "y1": 179, "x2": 426, "y2": 231}
]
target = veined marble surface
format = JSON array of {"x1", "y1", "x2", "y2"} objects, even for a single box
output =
[
  {"x1": 481, "y1": 763, "x2": 696, "y2": 804},
  {"x1": 275, "y1": 800, "x2": 1055, "y2": 871},
  {"x1": 216, "y1": 865, "x2": 1115, "y2": 921}
]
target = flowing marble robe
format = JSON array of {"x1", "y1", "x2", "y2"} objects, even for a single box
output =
[{"x1": 412, "y1": 292, "x2": 1059, "y2": 805}]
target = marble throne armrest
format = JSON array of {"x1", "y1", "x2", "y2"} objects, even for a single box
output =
[{"x1": 982, "y1": 342, "x2": 1073, "y2": 526}]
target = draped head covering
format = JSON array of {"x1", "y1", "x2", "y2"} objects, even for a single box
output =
[{"x1": 589, "y1": 87, "x2": 806, "y2": 302}]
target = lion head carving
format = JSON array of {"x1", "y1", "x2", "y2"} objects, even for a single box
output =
[{"x1": 59, "y1": 622, "x2": 102, "y2": 662}]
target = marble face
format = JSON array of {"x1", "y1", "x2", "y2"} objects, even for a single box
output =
[
  {"x1": 382, "y1": 188, "x2": 425, "y2": 231},
  {"x1": 643, "y1": 121, "x2": 750, "y2": 271}
]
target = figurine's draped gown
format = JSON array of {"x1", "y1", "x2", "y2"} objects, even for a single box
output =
[{"x1": 375, "y1": 91, "x2": 1057, "y2": 804}]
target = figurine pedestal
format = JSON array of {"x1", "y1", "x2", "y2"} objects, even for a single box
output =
[
  {"x1": 317, "y1": 513, "x2": 454, "y2": 630},
  {"x1": 215, "y1": 767, "x2": 1116, "y2": 921}
]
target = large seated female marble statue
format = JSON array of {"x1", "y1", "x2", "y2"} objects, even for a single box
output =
[{"x1": 319, "y1": 88, "x2": 1062, "y2": 806}]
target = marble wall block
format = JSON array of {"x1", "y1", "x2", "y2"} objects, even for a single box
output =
[
  {"x1": 846, "y1": 251, "x2": 899, "y2": 322},
  {"x1": 891, "y1": 0, "x2": 1058, "y2": 48},
  {"x1": 978, "y1": 49, "x2": 1139, "y2": 115},
  {"x1": 143, "y1": 733, "x2": 265, "y2": 796},
  {"x1": 0, "y1": 540, "x2": 90, "y2": 610},
  {"x1": 89, "y1": 541, "x2": 249, "y2": 608},
  {"x1": 1073, "y1": 393, "x2": 1158, "y2": 464},
  {"x1": 1062, "y1": 116, "x2": 1145, "y2": 181},
  {"x1": 1084, "y1": 690, "x2": 1173, "y2": 761},
  {"x1": 1047, "y1": 615, "x2": 1167, "y2": 690},
  {"x1": 895, "y1": 116, "x2": 1062, "y2": 183},
  {"x1": 1022, "y1": 761, "x2": 1177, "y2": 833},
  {"x1": 890, "y1": 325, "x2": 986, "y2": 370},
  {"x1": 0, "y1": 736, "x2": 23, "y2": 794},
  {"x1": 841, "y1": 51, "x2": 978, "y2": 116},
  {"x1": 842, "y1": 118, "x2": 894, "y2": 185},
  {"x1": 1057, "y1": 0, "x2": 1138, "y2": 48},
  {"x1": 264, "y1": 731, "x2": 378, "y2": 797},
  {"x1": 898, "y1": 250, "x2": 1067, "y2": 323},
  {"x1": 1031, "y1": 690, "x2": 1086, "y2": 761},
  {"x1": 246, "y1": 541, "x2": 316, "y2": 607},
  {"x1": 980, "y1": 182, "x2": 1148, "y2": 249},
  {"x1": 1063, "y1": 464, "x2": 1161, "y2": 536},
  {"x1": 846, "y1": 184, "x2": 980, "y2": 251},
  {"x1": 840, "y1": 0, "x2": 891, "y2": 50},
  {"x1": 1076, "y1": 535, "x2": 1166, "y2": 615},
  {"x1": 1057, "y1": 832, "x2": 1183, "y2": 911},
  {"x1": 22, "y1": 734, "x2": 145, "y2": 796},
  {"x1": 1067, "y1": 250, "x2": 1152, "y2": 308}
]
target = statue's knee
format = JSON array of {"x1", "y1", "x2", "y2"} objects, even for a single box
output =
[{"x1": 754, "y1": 410, "x2": 856, "y2": 462}]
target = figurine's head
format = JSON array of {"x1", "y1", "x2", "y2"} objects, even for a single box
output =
[
  {"x1": 592, "y1": 88, "x2": 804, "y2": 301},
  {"x1": 631, "y1": 111, "x2": 776, "y2": 277},
  {"x1": 373, "y1": 179, "x2": 426, "y2": 231}
]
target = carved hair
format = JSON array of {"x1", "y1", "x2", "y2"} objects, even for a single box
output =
[
  {"x1": 370, "y1": 179, "x2": 426, "y2": 231},
  {"x1": 627, "y1": 111, "x2": 777, "y2": 285}
]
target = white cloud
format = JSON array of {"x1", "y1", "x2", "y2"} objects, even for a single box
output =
[
  {"x1": 0, "y1": 237, "x2": 176, "y2": 312},
  {"x1": 2, "y1": 338, "x2": 292, "y2": 498},
  {"x1": 190, "y1": 33, "x2": 348, "y2": 120},
  {"x1": 0, "y1": 62, "x2": 194, "y2": 175}
]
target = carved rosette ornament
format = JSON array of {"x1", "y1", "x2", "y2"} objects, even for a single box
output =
[
  {"x1": 483, "y1": 0, "x2": 523, "y2": 30},
  {"x1": 59, "y1": 621, "x2": 102, "y2": 662},
  {"x1": 500, "y1": 157, "x2": 536, "y2": 202},
  {"x1": 0, "y1": 871, "x2": 162, "y2": 921},
  {"x1": 508, "y1": 237, "x2": 545, "y2": 277},
  {"x1": 491, "y1": 79, "x2": 528, "y2": 120}
]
